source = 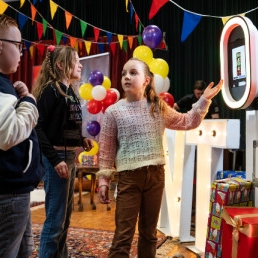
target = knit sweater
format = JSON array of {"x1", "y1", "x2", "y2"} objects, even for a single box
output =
[{"x1": 97, "y1": 95, "x2": 211, "y2": 178}]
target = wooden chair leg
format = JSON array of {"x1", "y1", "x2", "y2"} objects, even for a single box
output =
[{"x1": 78, "y1": 170, "x2": 83, "y2": 211}]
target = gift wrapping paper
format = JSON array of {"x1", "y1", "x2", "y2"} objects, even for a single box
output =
[{"x1": 204, "y1": 177, "x2": 253, "y2": 258}]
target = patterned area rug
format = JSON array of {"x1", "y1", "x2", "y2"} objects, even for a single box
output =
[{"x1": 30, "y1": 224, "x2": 167, "y2": 258}]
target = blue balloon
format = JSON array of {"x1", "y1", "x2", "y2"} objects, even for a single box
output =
[
  {"x1": 87, "y1": 120, "x2": 101, "y2": 136},
  {"x1": 88, "y1": 70, "x2": 104, "y2": 86},
  {"x1": 142, "y1": 25, "x2": 162, "y2": 49}
]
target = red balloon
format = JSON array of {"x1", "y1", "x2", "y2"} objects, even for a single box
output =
[
  {"x1": 87, "y1": 99, "x2": 102, "y2": 114},
  {"x1": 159, "y1": 92, "x2": 174, "y2": 108},
  {"x1": 102, "y1": 89, "x2": 117, "y2": 113}
]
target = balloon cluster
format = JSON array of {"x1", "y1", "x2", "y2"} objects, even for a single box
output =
[
  {"x1": 79, "y1": 70, "x2": 120, "y2": 115},
  {"x1": 133, "y1": 24, "x2": 174, "y2": 107},
  {"x1": 78, "y1": 70, "x2": 120, "y2": 160}
]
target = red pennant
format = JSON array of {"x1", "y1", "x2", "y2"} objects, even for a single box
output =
[
  {"x1": 109, "y1": 43, "x2": 116, "y2": 55},
  {"x1": 149, "y1": 0, "x2": 169, "y2": 19}
]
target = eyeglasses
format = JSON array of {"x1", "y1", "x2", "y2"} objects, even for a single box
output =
[{"x1": 0, "y1": 39, "x2": 24, "y2": 53}]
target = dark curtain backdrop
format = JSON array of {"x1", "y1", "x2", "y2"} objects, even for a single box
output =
[{"x1": 6, "y1": 0, "x2": 258, "y2": 149}]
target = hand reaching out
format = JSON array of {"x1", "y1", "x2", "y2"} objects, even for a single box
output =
[{"x1": 203, "y1": 79, "x2": 223, "y2": 100}]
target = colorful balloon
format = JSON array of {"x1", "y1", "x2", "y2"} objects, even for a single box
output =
[
  {"x1": 87, "y1": 99, "x2": 102, "y2": 114},
  {"x1": 133, "y1": 45, "x2": 153, "y2": 64},
  {"x1": 102, "y1": 76, "x2": 112, "y2": 89},
  {"x1": 153, "y1": 74, "x2": 165, "y2": 94},
  {"x1": 102, "y1": 89, "x2": 117, "y2": 112},
  {"x1": 88, "y1": 70, "x2": 104, "y2": 86},
  {"x1": 159, "y1": 92, "x2": 174, "y2": 108},
  {"x1": 149, "y1": 58, "x2": 169, "y2": 78},
  {"x1": 91, "y1": 85, "x2": 107, "y2": 101},
  {"x1": 78, "y1": 83, "x2": 93, "y2": 100},
  {"x1": 78, "y1": 140, "x2": 99, "y2": 156},
  {"x1": 87, "y1": 120, "x2": 101, "y2": 136},
  {"x1": 142, "y1": 25, "x2": 162, "y2": 49}
]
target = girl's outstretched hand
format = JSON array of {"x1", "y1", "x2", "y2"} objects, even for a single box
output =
[{"x1": 203, "y1": 80, "x2": 223, "y2": 100}]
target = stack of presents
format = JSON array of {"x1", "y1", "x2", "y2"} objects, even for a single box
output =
[{"x1": 205, "y1": 170, "x2": 258, "y2": 258}]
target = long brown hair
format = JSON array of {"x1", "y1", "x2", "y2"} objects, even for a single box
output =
[
  {"x1": 128, "y1": 58, "x2": 168, "y2": 117},
  {"x1": 32, "y1": 45, "x2": 78, "y2": 99}
]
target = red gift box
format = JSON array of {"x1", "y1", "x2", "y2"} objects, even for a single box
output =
[{"x1": 222, "y1": 207, "x2": 258, "y2": 258}]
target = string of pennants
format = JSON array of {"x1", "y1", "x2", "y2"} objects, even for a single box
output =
[
  {"x1": 0, "y1": 0, "x2": 257, "y2": 56},
  {"x1": 0, "y1": 0, "x2": 146, "y2": 55}
]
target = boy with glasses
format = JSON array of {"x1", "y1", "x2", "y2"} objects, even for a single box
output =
[{"x1": 0, "y1": 14, "x2": 44, "y2": 257}]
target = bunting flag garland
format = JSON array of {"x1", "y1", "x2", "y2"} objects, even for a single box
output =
[
  {"x1": 181, "y1": 12, "x2": 202, "y2": 42},
  {"x1": 0, "y1": 0, "x2": 256, "y2": 58}
]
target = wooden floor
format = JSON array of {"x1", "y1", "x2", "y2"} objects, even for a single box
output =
[{"x1": 31, "y1": 189, "x2": 199, "y2": 258}]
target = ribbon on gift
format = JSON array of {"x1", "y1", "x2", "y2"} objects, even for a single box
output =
[{"x1": 222, "y1": 209, "x2": 258, "y2": 258}]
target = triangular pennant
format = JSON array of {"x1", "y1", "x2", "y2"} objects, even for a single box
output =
[
  {"x1": 127, "y1": 36, "x2": 133, "y2": 49},
  {"x1": 0, "y1": 0, "x2": 8, "y2": 14},
  {"x1": 122, "y1": 40, "x2": 127, "y2": 52},
  {"x1": 84, "y1": 41, "x2": 91, "y2": 55},
  {"x1": 20, "y1": 0, "x2": 25, "y2": 8},
  {"x1": 18, "y1": 13, "x2": 28, "y2": 30},
  {"x1": 129, "y1": 2, "x2": 133, "y2": 23},
  {"x1": 69, "y1": 36, "x2": 77, "y2": 47},
  {"x1": 137, "y1": 35, "x2": 142, "y2": 45},
  {"x1": 135, "y1": 13, "x2": 139, "y2": 32},
  {"x1": 25, "y1": 41, "x2": 31, "y2": 51},
  {"x1": 138, "y1": 23, "x2": 142, "y2": 34},
  {"x1": 98, "y1": 42, "x2": 105, "y2": 53},
  {"x1": 62, "y1": 35, "x2": 67, "y2": 45},
  {"x1": 65, "y1": 11, "x2": 73, "y2": 30},
  {"x1": 36, "y1": 44, "x2": 45, "y2": 56},
  {"x1": 36, "y1": 22, "x2": 43, "y2": 40},
  {"x1": 29, "y1": 45, "x2": 34, "y2": 58},
  {"x1": 54, "y1": 29, "x2": 63, "y2": 45},
  {"x1": 181, "y1": 11, "x2": 202, "y2": 42},
  {"x1": 117, "y1": 34, "x2": 123, "y2": 49},
  {"x1": 32, "y1": 0, "x2": 39, "y2": 4},
  {"x1": 80, "y1": 20, "x2": 87, "y2": 37},
  {"x1": 109, "y1": 42, "x2": 116, "y2": 55},
  {"x1": 42, "y1": 18, "x2": 47, "y2": 35},
  {"x1": 30, "y1": 4, "x2": 37, "y2": 24},
  {"x1": 93, "y1": 27, "x2": 100, "y2": 42},
  {"x1": 106, "y1": 32, "x2": 112, "y2": 45},
  {"x1": 222, "y1": 16, "x2": 232, "y2": 25},
  {"x1": 125, "y1": 0, "x2": 128, "y2": 12},
  {"x1": 49, "y1": 0, "x2": 58, "y2": 20},
  {"x1": 149, "y1": 0, "x2": 168, "y2": 19}
]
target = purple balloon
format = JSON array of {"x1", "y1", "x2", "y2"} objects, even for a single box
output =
[
  {"x1": 87, "y1": 120, "x2": 100, "y2": 136},
  {"x1": 88, "y1": 70, "x2": 104, "y2": 86},
  {"x1": 142, "y1": 25, "x2": 162, "y2": 49}
]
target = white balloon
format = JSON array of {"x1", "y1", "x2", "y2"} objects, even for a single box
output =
[
  {"x1": 163, "y1": 77, "x2": 170, "y2": 92},
  {"x1": 153, "y1": 74, "x2": 165, "y2": 94},
  {"x1": 91, "y1": 85, "x2": 107, "y2": 101},
  {"x1": 110, "y1": 88, "x2": 120, "y2": 102}
]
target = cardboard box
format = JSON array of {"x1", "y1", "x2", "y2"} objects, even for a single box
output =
[
  {"x1": 204, "y1": 178, "x2": 253, "y2": 258},
  {"x1": 222, "y1": 207, "x2": 258, "y2": 258}
]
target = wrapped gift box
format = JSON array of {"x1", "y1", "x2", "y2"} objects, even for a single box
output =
[
  {"x1": 222, "y1": 207, "x2": 258, "y2": 258},
  {"x1": 216, "y1": 170, "x2": 246, "y2": 180},
  {"x1": 204, "y1": 177, "x2": 253, "y2": 258}
]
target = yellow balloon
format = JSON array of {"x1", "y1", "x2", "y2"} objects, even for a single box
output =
[
  {"x1": 79, "y1": 83, "x2": 93, "y2": 100},
  {"x1": 149, "y1": 58, "x2": 169, "y2": 78},
  {"x1": 83, "y1": 140, "x2": 99, "y2": 156},
  {"x1": 102, "y1": 76, "x2": 111, "y2": 90},
  {"x1": 133, "y1": 45, "x2": 153, "y2": 65}
]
